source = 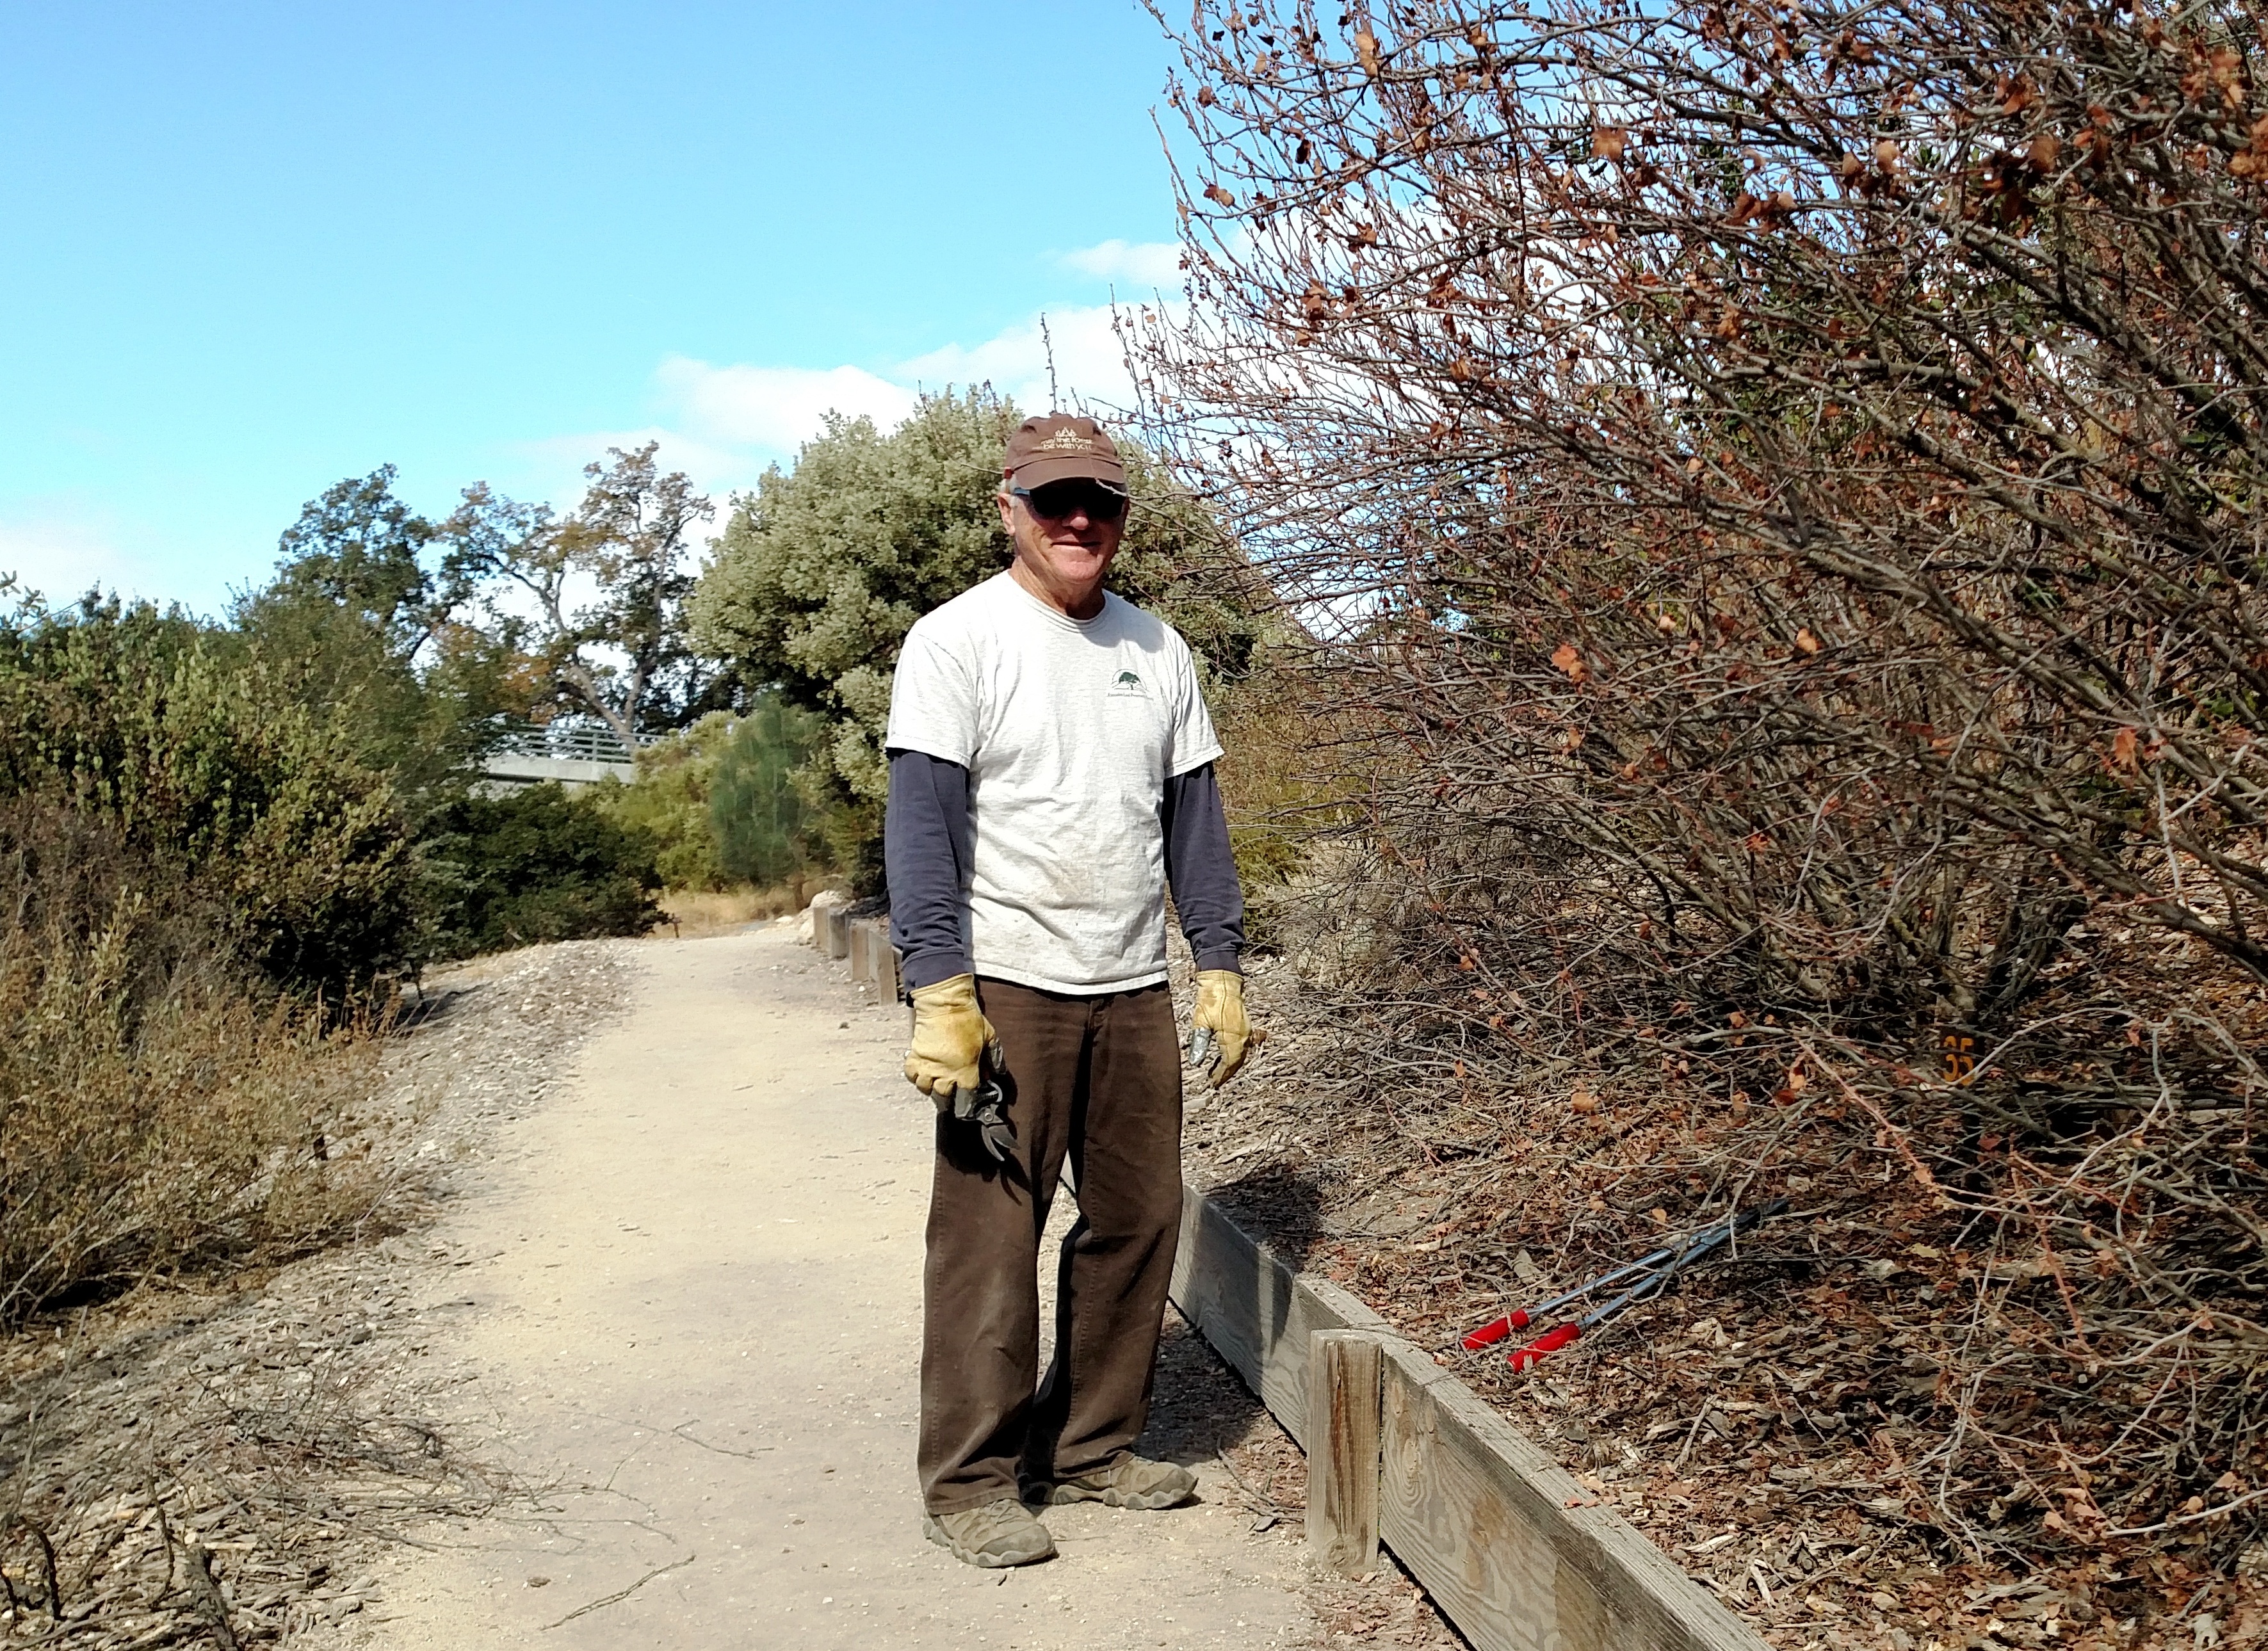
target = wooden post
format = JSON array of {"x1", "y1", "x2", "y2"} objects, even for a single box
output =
[{"x1": 1307, "y1": 1328, "x2": 1382, "y2": 1578}]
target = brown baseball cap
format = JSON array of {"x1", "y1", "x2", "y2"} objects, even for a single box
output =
[{"x1": 1003, "y1": 413, "x2": 1128, "y2": 492}]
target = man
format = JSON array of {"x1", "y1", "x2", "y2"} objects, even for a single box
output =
[{"x1": 882, "y1": 412, "x2": 1252, "y2": 1569}]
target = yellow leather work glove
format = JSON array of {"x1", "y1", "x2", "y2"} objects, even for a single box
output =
[
  {"x1": 905, "y1": 974, "x2": 1003, "y2": 1118},
  {"x1": 1190, "y1": 969, "x2": 1253, "y2": 1088}
]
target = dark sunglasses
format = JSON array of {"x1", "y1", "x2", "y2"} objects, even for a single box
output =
[{"x1": 1012, "y1": 481, "x2": 1130, "y2": 522}]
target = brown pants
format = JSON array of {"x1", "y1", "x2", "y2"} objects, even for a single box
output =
[{"x1": 918, "y1": 978, "x2": 1183, "y2": 1514}]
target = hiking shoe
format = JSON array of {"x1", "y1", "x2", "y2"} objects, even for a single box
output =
[
  {"x1": 1032, "y1": 1454, "x2": 1197, "y2": 1510},
  {"x1": 923, "y1": 1497, "x2": 1057, "y2": 1568}
]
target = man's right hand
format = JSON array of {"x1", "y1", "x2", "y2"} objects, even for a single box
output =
[{"x1": 905, "y1": 974, "x2": 1003, "y2": 1117}]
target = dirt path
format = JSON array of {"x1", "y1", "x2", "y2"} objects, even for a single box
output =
[{"x1": 334, "y1": 928, "x2": 1341, "y2": 1649}]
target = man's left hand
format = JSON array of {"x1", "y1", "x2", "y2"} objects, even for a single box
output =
[{"x1": 1190, "y1": 970, "x2": 1253, "y2": 1088}]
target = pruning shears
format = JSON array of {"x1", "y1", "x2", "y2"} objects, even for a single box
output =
[
  {"x1": 962, "y1": 1075, "x2": 1015, "y2": 1163},
  {"x1": 1464, "y1": 1200, "x2": 1788, "y2": 1371}
]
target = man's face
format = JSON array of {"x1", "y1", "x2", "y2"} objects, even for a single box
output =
[{"x1": 997, "y1": 477, "x2": 1126, "y2": 604}]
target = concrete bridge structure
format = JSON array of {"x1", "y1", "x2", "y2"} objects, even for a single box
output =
[{"x1": 476, "y1": 721, "x2": 648, "y2": 794}]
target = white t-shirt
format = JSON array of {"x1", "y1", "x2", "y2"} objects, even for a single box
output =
[{"x1": 884, "y1": 570, "x2": 1224, "y2": 995}]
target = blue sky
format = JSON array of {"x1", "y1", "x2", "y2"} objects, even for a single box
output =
[{"x1": 0, "y1": 2, "x2": 1191, "y2": 614}]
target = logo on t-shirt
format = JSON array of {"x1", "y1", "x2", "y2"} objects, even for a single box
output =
[{"x1": 1108, "y1": 668, "x2": 1145, "y2": 697}]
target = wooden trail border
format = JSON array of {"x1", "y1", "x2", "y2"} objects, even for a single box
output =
[{"x1": 1167, "y1": 1186, "x2": 1768, "y2": 1651}]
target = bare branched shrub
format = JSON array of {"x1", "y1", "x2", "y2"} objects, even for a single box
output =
[
  {"x1": 1142, "y1": 0, "x2": 2268, "y2": 1563},
  {"x1": 0, "y1": 800, "x2": 380, "y2": 1326}
]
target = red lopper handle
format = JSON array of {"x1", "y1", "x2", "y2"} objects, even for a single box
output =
[
  {"x1": 1462, "y1": 1309, "x2": 1532, "y2": 1350},
  {"x1": 1508, "y1": 1322, "x2": 1581, "y2": 1370}
]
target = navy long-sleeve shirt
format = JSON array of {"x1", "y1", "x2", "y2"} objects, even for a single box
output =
[{"x1": 884, "y1": 748, "x2": 1244, "y2": 991}]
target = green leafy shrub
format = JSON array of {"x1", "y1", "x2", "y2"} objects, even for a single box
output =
[
  {"x1": 687, "y1": 391, "x2": 1017, "y2": 884},
  {"x1": 0, "y1": 594, "x2": 420, "y2": 994},
  {"x1": 711, "y1": 694, "x2": 826, "y2": 889},
  {"x1": 597, "y1": 713, "x2": 737, "y2": 891},
  {"x1": 421, "y1": 784, "x2": 661, "y2": 956},
  {"x1": 590, "y1": 699, "x2": 828, "y2": 899}
]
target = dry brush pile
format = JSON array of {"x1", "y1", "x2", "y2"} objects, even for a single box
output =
[
  {"x1": 0, "y1": 800, "x2": 391, "y2": 1333},
  {"x1": 1140, "y1": 0, "x2": 2268, "y2": 1593}
]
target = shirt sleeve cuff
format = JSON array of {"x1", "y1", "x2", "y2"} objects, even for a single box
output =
[
  {"x1": 1193, "y1": 947, "x2": 1242, "y2": 974},
  {"x1": 901, "y1": 946, "x2": 976, "y2": 990}
]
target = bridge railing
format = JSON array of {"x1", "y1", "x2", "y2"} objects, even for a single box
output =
[{"x1": 485, "y1": 719, "x2": 660, "y2": 766}]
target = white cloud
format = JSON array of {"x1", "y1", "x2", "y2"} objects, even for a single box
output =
[
  {"x1": 899, "y1": 303, "x2": 1140, "y2": 418},
  {"x1": 654, "y1": 357, "x2": 919, "y2": 451},
  {"x1": 528, "y1": 281, "x2": 1188, "y2": 509},
  {"x1": 1057, "y1": 239, "x2": 1185, "y2": 289},
  {"x1": 647, "y1": 302, "x2": 1160, "y2": 465}
]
